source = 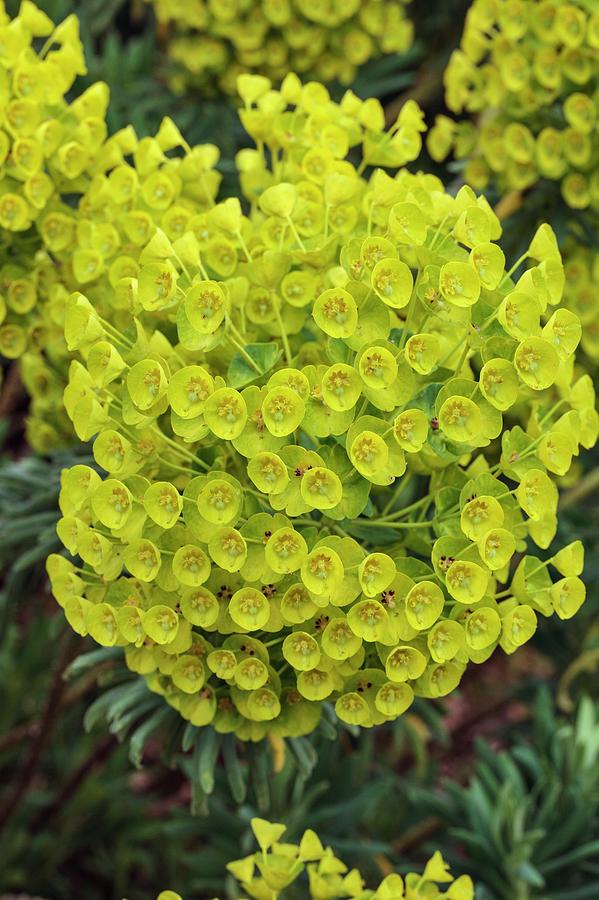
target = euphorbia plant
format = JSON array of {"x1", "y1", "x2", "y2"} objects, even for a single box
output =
[
  {"x1": 147, "y1": 0, "x2": 414, "y2": 95},
  {"x1": 0, "y1": 2, "x2": 221, "y2": 451},
  {"x1": 0, "y1": 1, "x2": 112, "y2": 448},
  {"x1": 430, "y1": 0, "x2": 599, "y2": 209},
  {"x1": 153, "y1": 817, "x2": 474, "y2": 899},
  {"x1": 48, "y1": 73, "x2": 596, "y2": 742}
]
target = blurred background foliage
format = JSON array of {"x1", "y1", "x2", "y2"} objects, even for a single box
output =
[{"x1": 0, "y1": 0, "x2": 598, "y2": 898}]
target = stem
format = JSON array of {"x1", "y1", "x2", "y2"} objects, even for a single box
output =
[
  {"x1": 30, "y1": 734, "x2": 117, "y2": 834},
  {"x1": 263, "y1": 637, "x2": 284, "y2": 648},
  {"x1": 382, "y1": 494, "x2": 432, "y2": 521},
  {"x1": 0, "y1": 631, "x2": 79, "y2": 834},
  {"x1": 285, "y1": 215, "x2": 306, "y2": 251},
  {"x1": 0, "y1": 720, "x2": 39, "y2": 754},
  {"x1": 454, "y1": 338, "x2": 471, "y2": 375},
  {"x1": 489, "y1": 399, "x2": 569, "y2": 476},
  {"x1": 496, "y1": 557, "x2": 551, "y2": 600},
  {"x1": 151, "y1": 426, "x2": 210, "y2": 471},
  {"x1": 381, "y1": 473, "x2": 413, "y2": 516},
  {"x1": 200, "y1": 174, "x2": 215, "y2": 208},
  {"x1": 157, "y1": 453, "x2": 200, "y2": 477},
  {"x1": 238, "y1": 484, "x2": 270, "y2": 511},
  {"x1": 367, "y1": 203, "x2": 374, "y2": 236},
  {"x1": 399, "y1": 292, "x2": 417, "y2": 350},
  {"x1": 99, "y1": 317, "x2": 132, "y2": 348},
  {"x1": 273, "y1": 302, "x2": 292, "y2": 367},
  {"x1": 227, "y1": 335, "x2": 262, "y2": 374},
  {"x1": 0, "y1": 362, "x2": 23, "y2": 419},
  {"x1": 539, "y1": 398, "x2": 567, "y2": 427},
  {"x1": 356, "y1": 398, "x2": 369, "y2": 419},
  {"x1": 39, "y1": 34, "x2": 55, "y2": 58},
  {"x1": 227, "y1": 317, "x2": 249, "y2": 346},
  {"x1": 438, "y1": 332, "x2": 468, "y2": 369},
  {"x1": 235, "y1": 228, "x2": 253, "y2": 263},
  {"x1": 429, "y1": 214, "x2": 450, "y2": 250},
  {"x1": 172, "y1": 249, "x2": 191, "y2": 281},
  {"x1": 354, "y1": 519, "x2": 433, "y2": 530},
  {"x1": 494, "y1": 189, "x2": 523, "y2": 221},
  {"x1": 197, "y1": 254, "x2": 209, "y2": 280},
  {"x1": 356, "y1": 156, "x2": 369, "y2": 177},
  {"x1": 392, "y1": 816, "x2": 443, "y2": 855},
  {"x1": 505, "y1": 251, "x2": 529, "y2": 280},
  {"x1": 559, "y1": 466, "x2": 599, "y2": 511},
  {"x1": 496, "y1": 249, "x2": 529, "y2": 294}
]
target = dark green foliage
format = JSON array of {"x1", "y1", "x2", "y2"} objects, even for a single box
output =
[
  {"x1": 1, "y1": 440, "x2": 596, "y2": 897},
  {"x1": 412, "y1": 691, "x2": 599, "y2": 900},
  {"x1": 71, "y1": 643, "x2": 443, "y2": 818},
  {"x1": 0, "y1": 451, "x2": 90, "y2": 635}
]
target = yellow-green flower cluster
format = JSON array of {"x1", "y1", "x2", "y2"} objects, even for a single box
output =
[
  {"x1": 0, "y1": 2, "x2": 104, "y2": 448},
  {"x1": 17, "y1": 251, "x2": 77, "y2": 451},
  {"x1": 24, "y1": 115, "x2": 220, "y2": 453},
  {"x1": 0, "y1": 1, "x2": 110, "y2": 365},
  {"x1": 149, "y1": 0, "x2": 413, "y2": 95},
  {"x1": 433, "y1": 0, "x2": 599, "y2": 207},
  {"x1": 0, "y1": 2, "x2": 223, "y2": 452},
  {"x1": 150, "y1": 818, "x2": 474, "y2": 899},
  {"x1": 48, "y1": 73, "x2": 596, "y2": 741}
]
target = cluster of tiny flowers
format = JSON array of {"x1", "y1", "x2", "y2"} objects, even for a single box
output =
[
  {"x1": 48, "y1": 73, "x2": 596, "y2": 741},
  {"x1": 228, "y1": 818, "x2": 474, "y2": 899},
  {"x1": 148, "y1": 818, "x2": 474, "y2": 899},
  {"x1": 30, "y1": 114, "x2": 221, "y2": 452},
  {"x1": 0, "y1": 2, "x2": 222, "y2": 452},
  {"x1": 0, "y1": 1, "x2": 110, "y2": 365},
  {"x1": 430, "y1": 0, "x2": 599, "y2": 208},
  {"x1": 148, "y1": 0, "x2": 413, "y2": 95},
  {"x1": 0, "y1": 3, "x2": 100, "y2": 446}
]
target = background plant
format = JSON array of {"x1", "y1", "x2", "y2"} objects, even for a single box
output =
[{"x1": 146, "y1": 0, "x2": 414, "y2": 96}]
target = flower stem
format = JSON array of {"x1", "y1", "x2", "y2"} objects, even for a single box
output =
[{"x1": 559, "y1": 465, "x2": 599, "y2": 511}]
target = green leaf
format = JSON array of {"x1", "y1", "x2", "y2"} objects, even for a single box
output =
[
  {"x1": 515, "y1": 861, "x2": 545, "y2": 888},
  {"x1": 83, "y1": 683, "x2": 137, "y2": 733},
  {"x1": 227, "y1": 342, "x2": 280, "y2": 388},
  {"x1": 223, "y1": 734, "x2": 247, "y2": 805},
  {"x1": 249, "y1": 742, "x2": 271, "y2": 812},
  {"x1": 343, "y1": 521, "x2": 399, "y2": 545},
  {"x1": 411, "y1": 382, "x2": 443, "y2": 417},
  {"x1": 64, "y1": 647, "x2": 123, "y2": 680},
  {"x1": 129, "y1": 707, "x2": 171, "y2": 769},
  {"x1": 288, "y1": 736, "x2": 318, "y2": 780},
  {"x1": 435, "y1": 486, "x2": 460, "y2": 517},
  {"x1": 541, "y1": 840, "x2": 599, "y2": 876},
  {"x1": 197, "y1": 728, "x2": 221, "y2": 795},
  {"x1": 182, "y1": 722, "x2": 197, "y2": 753},
  {"x1": 326, "y1": 337, "x2": 352, "y2": 364}
]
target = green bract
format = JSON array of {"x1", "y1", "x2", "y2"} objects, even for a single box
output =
[
  {"x1": 190, "y1": 817, "x2": 476, "y2": 900},
  {"x1": 48, "y1": 72, "x2": 595, "y2": 741}
]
